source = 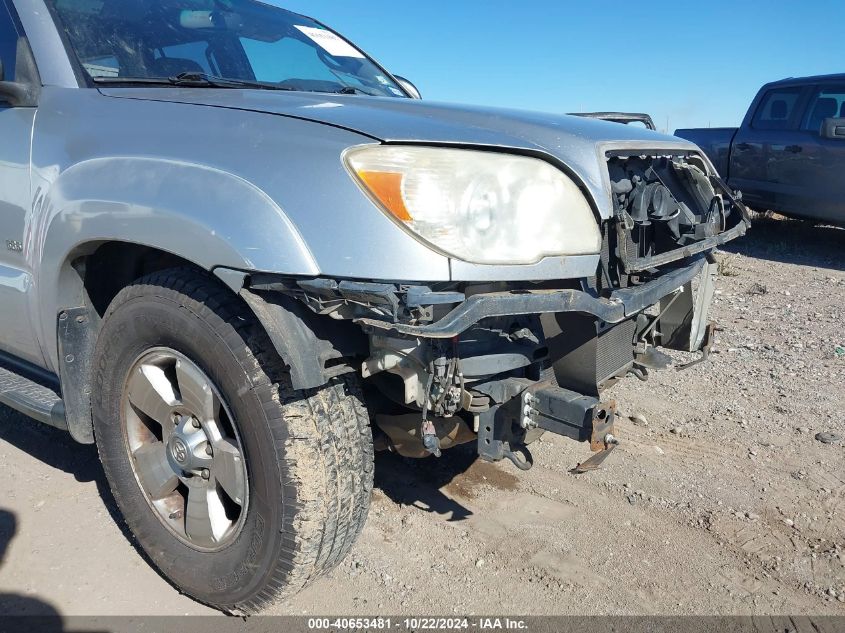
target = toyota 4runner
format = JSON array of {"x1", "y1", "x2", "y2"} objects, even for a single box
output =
[{"x1": 0, "y1": 0, "x2": 749, "y2": 613}]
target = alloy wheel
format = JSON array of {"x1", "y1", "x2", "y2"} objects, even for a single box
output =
[{"x1": 121, "y1": 348, "x2": 248, "y2": 551}]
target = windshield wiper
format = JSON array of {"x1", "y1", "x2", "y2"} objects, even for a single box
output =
[
  {"x1": 169, "y1": 72, "x2": 295, "y2": 91},
  {"x1": 93, "y1": 72, "x2": 294, "y2": 92},
  {"x1": 93, "y1": 73, "x2": 385, "y2": 96},
  {"x1": 334, "y1": 85, "x2": 382, "y2": 96}
]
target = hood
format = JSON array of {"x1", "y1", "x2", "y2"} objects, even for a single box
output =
[{"x1": 98, "y1": 88, "x2": 699, "y2": 219}]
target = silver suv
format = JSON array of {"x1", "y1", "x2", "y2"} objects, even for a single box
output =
[{"x1": 0, "y1": 0, "x2": 749, "y2": 613}]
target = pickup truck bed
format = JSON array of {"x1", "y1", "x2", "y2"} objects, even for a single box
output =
[{"x1": 673, "y1": 127, "x2": 737, "y2": 178}]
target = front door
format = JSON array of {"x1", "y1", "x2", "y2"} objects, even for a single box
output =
[
  {"x1": 729, "y1": 84, "x2": 812, "y2": 215},
  {"x1": 0, "y1": 0, "x2": 42, "y2": 365},
  {"x1": 785, "y1": 84, "x2": 845, "y2": 224}
]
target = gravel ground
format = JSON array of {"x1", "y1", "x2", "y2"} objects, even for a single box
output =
[{"x1": 0, "y1": 215, "x2": 843, "y2": 617}]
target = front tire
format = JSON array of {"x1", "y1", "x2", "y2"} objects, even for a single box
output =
[{"x1": 91, "y1": 269, "x2": 374, "y2": 613}]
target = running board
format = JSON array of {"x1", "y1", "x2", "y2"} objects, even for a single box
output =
[{"x1": 0, "y1": 362, "x2": 67, "y2": 431}]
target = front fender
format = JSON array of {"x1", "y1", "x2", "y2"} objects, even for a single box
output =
[{"x1": 32, "y1": 157, "x2": 319, "y2": 370}]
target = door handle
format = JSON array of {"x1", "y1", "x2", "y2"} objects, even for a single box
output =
[
  {"x1": 785, "y1": 145, "x2": 803, "y2": 153},
  {"x1": 736, "y1": 143, "x2": 752, "y2": 151}
]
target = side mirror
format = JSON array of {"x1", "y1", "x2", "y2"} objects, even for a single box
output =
[
  {"x1": 393, "y1": 75, "x2": 421, "y2": 100},
  {"x1": 0, "y1": 57, "x2": 18, "y2": 105},
  {"x1": 0, "y1": 76, "x2": 33, "y2": 107},
  {"x1": 0, "y1": 39, "x2": 40, "y2": 107},
  {"x1": 821, "y1": 117, "x2": 845, "y2": 140}
]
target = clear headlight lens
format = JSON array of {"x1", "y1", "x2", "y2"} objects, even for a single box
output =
[{"x1": 345, "y1": 146, "x2": 601, "y2": 265}]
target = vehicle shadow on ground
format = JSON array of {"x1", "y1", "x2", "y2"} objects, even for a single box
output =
[
  {"x1": 0, "y1": 406, "x2": 160, "y2": 591},
  {"x1": 0, "y1": 407, "x2": 103, "y2": 486},
  {"x1": 724, "y1": 215, "x2": 845, "y2": 271},
  {"x1": 373, "y1": 445, "x2": 476, "y2": 522},
  {"x1": 1, "y1": 398, "x2": 477, "y2": 534},
  {"x1": 0, "y1": 508, "x2": 66, "y2": 625}
]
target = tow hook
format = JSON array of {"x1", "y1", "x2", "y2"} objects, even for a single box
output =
[{"x1": 503, "y1": 444, "x2": 534, "y2": 471}]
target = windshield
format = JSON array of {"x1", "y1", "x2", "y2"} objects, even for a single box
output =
[{"x1": 46, "y1": 0, "x2": 408, "y2": 97}]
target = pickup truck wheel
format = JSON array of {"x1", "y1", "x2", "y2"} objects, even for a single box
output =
[{"x1": 91, "y1": 269, "x2": 374, "y2": 613}]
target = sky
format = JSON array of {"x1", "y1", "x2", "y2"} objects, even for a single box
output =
[{"x1": 273, "y1": 0, "x2": 841, "y2": 133}]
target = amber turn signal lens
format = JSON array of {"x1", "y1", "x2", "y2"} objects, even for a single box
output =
[
  {"x1": 356, "y1": 171, "x2": 412, "y2": 222},
  {"x1": 345, "y1": 145, "x2": 601, "y2": 264}
]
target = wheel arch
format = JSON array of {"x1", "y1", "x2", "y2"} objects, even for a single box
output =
[
  {"x1": 48, "y1": 241, "x2": 216, "y2": 443},
  {"x1": 49, "y1": 243, "x2": 358, "y2": 444},
  {"x1": 34, "y1": 156, "x2": 322, "y2": 369}
]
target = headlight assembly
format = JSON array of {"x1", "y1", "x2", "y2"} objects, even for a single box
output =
[{"x1": 345, "y1": 146, "x2": 601, "y2": 265}]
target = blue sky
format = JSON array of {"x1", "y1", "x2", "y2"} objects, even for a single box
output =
[{"x1": 275, "y1": 1, "x2": 840, "y2": 133}]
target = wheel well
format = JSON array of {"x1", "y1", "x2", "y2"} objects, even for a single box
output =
[
  {"x1": 59, "y1": 242, "x2": 363, "y2": 443},
  {"x1": 56, "y1": 243, "x2": 227, "y2": 444},
  {"x1": 80, "y1": 243, "x2": 205, "y2": 317}
]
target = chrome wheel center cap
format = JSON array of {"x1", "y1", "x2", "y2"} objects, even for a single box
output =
[{"x1": 165, "y1": 418, "x2": 208, "y2": 474}]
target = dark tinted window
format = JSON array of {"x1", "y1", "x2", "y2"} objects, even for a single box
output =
[
  {"x1": 802, "y1": 85, "x2": 845, "y2": 133},
  {"x1": 0, "y1": 1, "x2": 18, "y2": 81},
  {"x1": 752, "y1": 87, "x2": 803, "y2": 130}
]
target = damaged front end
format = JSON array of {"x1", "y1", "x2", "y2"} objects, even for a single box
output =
[{"x1": 243, "y1": 150, "x2": 750, "y2": 472}]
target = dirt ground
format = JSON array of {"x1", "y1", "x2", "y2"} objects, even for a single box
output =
[{"x1": 1, "y1": 215, "x2": 843, "y2": 617}]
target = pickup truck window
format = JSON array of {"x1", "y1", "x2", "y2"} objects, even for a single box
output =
[
  {"x1": 751, "y1": 87, "x2": 803, "y2": 130},
  {"x1": 802, "y1": 85, "x2": 845, "y2": 133},
  {"x1": 45, "y1": 0, "x2": 407, "y2": 97},
  {"x1": 0, "y1": 1, "x2": 18, "y2": 80}
]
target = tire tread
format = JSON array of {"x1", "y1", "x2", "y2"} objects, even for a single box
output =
[{"x1": 93, "y1": 268, "x2": 373, "y2": 614}]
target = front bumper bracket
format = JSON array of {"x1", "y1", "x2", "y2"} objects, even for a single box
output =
[
  {"x1": 357, "y1": 258, "x2": 706, "y2": 339},
  {"x1": 475, "y1": 378, "x2": 619, "y2": 472}
]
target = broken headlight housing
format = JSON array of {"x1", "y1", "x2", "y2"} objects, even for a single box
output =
[{"x1": 345, "y1": 146, "x2": 601, "y2": 265}]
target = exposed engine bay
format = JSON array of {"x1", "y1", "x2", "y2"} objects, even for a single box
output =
[
  {"x1": 603, "y1": 151, "x2": 748, "y2": 276},
  {"x1": 245, "y1": 152, "x2": 750, "y2": 471},
  {"x1": 611, "y1": 155, "x2": 728, "y2": 246}
]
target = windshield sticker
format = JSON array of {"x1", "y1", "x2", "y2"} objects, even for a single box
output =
[
  {"x1": 294, "y1": 26, "x2": 365, "y2": 58},
  {"x1": 83, "y1": 62, "x2": 119, "y2": 78}
]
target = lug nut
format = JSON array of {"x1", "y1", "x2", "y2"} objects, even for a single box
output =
[
  {"x1": 205, "y1": 445, "x2": 213, "y2": 456},
  {"x1": 201, "y1": 469, "x2": 210, "y2": 480},
  {"x1": 192, "y1": 419, "x2": 201, "y2": 429}
]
